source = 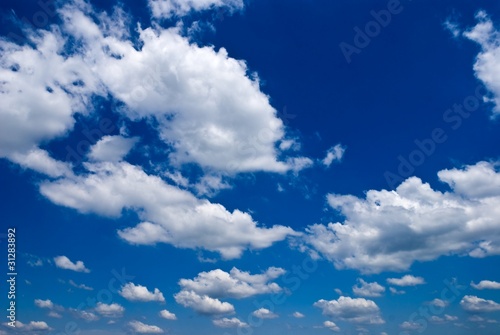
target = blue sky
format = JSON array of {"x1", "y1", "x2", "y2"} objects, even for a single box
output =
[{"x1": 1, "y1": 0, "x2": 500, "y2": 334}]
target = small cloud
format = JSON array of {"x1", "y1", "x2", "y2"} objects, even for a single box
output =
[
  {"x1": 69, "y1": 280, "x2": 93, "y2": 291},
  {"x1": 400, "y1": 321, "x2": 423, "y2": 331},
  {"x1": 324, "y1": 320, "x2": 340, "y2": 332},
  {"x1": 322, "y1": 144, "x2": 346, "y2": 167},
  {"x1": 429, "y1": 298, "x2": 449, "y2": 308},
  {"x1": 386, "y1": 275, "x2": 425, "y2": 287},
  {"x1": 94, "y1": 303, "x2": 124, "y2": 318},
  {"x1": 159, "y1": 310, "x2": 177, "y2": 320},
  {"x1": 471, "y1": 280, "x2": 500, "y2": 290},
  {"x1": 389, "y1": 287, "x2": 405, "y2": 295},
  {"x1": 34, "y1": 299, "x2": 54, "y2": 309},
  {"x1": 48, "y1": 311, "x2": 62, "y2": 318},
  {"x1": 292, "y1": 311, "x2": 305, "y2": 318},
  {"x1": 444, "y1": 19, "x2": 461, "y2": 38},
  {"x1": 54, "y1": 256, "x2": 90, "y2": 273},
  {"x1": 119, "y1": 282, "x2": 165, "y2": 302},
  {"x1": 212, "y1": 317, "x2": 249, "y2": 328},
  {"x1": 251, "y1": 308, "x2": 278, "y2": 319},
  {"x1": 128, "y1": 320, "x2": 163, "y2": 333}
]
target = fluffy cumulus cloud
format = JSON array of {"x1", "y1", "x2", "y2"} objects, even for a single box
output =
[
  {"x1": 0, "y1": 18, "x2": 104, "y2": 171},
  {"x1": 460, "y1": 295, "x2": 500, "y2": 313},
  {"x1": 314, "y1": 296, "x2": 384, "y2": 325},
  {"x1": 429, "y1": 314, "x2": 458, "y2": 323},
  {"x1": 400, "y1": 321, "x2": 422, "y2": 331},
  {"x1": 55, "y1": 1, "x2": 309, "y2": 175},
  {"x1": 292, "y1": 311, "x2": 305, "y2": 318},
  {"x1": 41, "y1": 162, "x2": 296, "y2": 259},
  {"x1": 177, "y1": 267, "x2": 285, "y2": 299},
  {"x1": 148, "y1": 0, "x2": 244, "y2": 19},
  {"x1": 94, "y1": 303, "x2": 124, "y2": 318},
  {"x1": 0, "y1": 0, "x2": 309, "y2": 260},
  {"x1": 119, "y1": 282, "x2": 165, "y2": 302},
  {"x1": 212, "y1": 317, "x2": 249, "y2": 328},
  {"x1": 10, "y1": 321, "x2": 52, "y2": 331},
  {"x1": 174, "y1": 267, "x2": 284, "y2": 315},
  {"x1": 386, "y1": 275, "x2": 425, "y2": 287},
  {"x1": 463, "y1": 11, "x2": 500, "y2": 115},
  {"x1": 159, "y1": 309, "x2": 177, "y2": 320},
  {"x1": 352, "y1": 279, "x2": 385, "y2": 298},
  {"x1": 471, "y1": 280, "x2": 500, "y2": 290},
  {"x1": 323, "y1": 320, "x2": 340, "y2": 332},
  {"x1": 302, "y1": 161, "x2": 500, "y2": 273},
  {"x1": 34, "y1": 299, "x2": 54, "y2": 309},
  {"x1": 88, "y1": 135, "x2": 138, "y2": 162},
  {"x1": 174, "y1": 290, "x2": 235, "y2": 315},
  {"x1": 252, "y1": 308, "x2": 278, "y2": 319},
  {"x1": 128, "y1": 321, "x2": 163, "y2": 334},
  {"x1": 53, "y1": 256, "x2": 90, "y2": 273}
]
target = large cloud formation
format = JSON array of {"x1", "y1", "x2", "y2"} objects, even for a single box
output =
[
  {"x1": 303, "y1": 161, "x2": 500, "y2": 273},
  {"x1": 0, "y1": 0, "x2": 305, "y2": 259}
]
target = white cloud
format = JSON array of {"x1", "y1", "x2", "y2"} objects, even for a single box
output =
[
  {"x1": 69, "y1": 280, "x2": 93, "y2": 291},
  {"x1": 48, "y1": 311, "x2": 63, "y2": 318},
  {"x1": 178, "y1": 267, "x2": 284, "y2": 299},
  {"x1": 322, "y1": 144, "x2": 346, "y2": 167},
  {"x1": 193, "y1": 174, "x2": 231, "y2": 196},
  {"x1": 400, "y1": 321, "x2": 422, "y2": 331},
  {"x1": 314, "y1": 296, "x2": 384, "y2": 325},
  {"x1": 159, "y1": 310, "x2": 177, "y2": 320},
  {"x1": 12, "y1": 321, "x2": 52, "y2": 331},
  {"x1": 1, "y1": 0, "x2": 312, "y2": 202},
  {"x1": 252, "y1": 308, "x2": 278, "y2": 319},
  {"x1": 41, "y1": 162, "x2": 297, "y2": 259},
  {"x1": 302, "y1": 161, "x2": 500, "y2": 273},
  {"x1": 53, "y1": 256, "x2": 90, "y2": 273},
  {"x1": 352, "y1": 279, "x2": 385, "y2": 298},
  {"x1": 469, "y1": 315, "x2": 498, "y2": 323},
  {"x1": 323, "y1": 320, "x2": 340, "y2": 332},
  {"x1": 56, "y1": 2, "x2": 309, "y2": 175},
  {"x1": 174, "y1": 290, "x2": 234, "y2": 315},
  {"x1": 292, "y1": 311, "x2": 305, "y2": 318},
  {"x1": 70, "y1": 309, "x2": 99, "y2": 321},
  {"x1": 444, "y1": 19, "x2": 460, "y2": 38},
  {"x1": 88, "y1": 135, "x2": 138, "y2": 162},
  {"x1": 430, "y1": 314, "x2": 458, "y2": 323},
  {"x1": 148, "y1": 0, "x2": 244, "y2": 19},
  {"x1": 429, "y1": 298, "x2": 449, "y2": 308},
  {"x1": 94, "y1": 303, "x2": 124, "y2": 318},
  {"x1": 460, "y1": 295, "x2": 500, "y2": 312},
  {"x1": 212, "y1": 317, "x2": 249, "y2": 328},
  {"x1": 9, "y1": 148, "x2": 73, "y2": 178},
  {"x1": 463, "y1": 12, "x2": 500, "y2": 114},
  {"x1": 34, "y1": 299, "x2": 54, "y2": 309},
  {"x1": 387, "y1": 275, "x2": 425, "y2": 287},
  {"x1": 471, "y1": 280, "x2": 500, "y2": 290},
  {"x1": 129, "y1": 321, "x2": 163, "y2": 334},
  {"x1": 0, "y1": 20, "x2": 104, "y2": 168},
  {"x1": 389, "y1": 287, "x2": 405, "y2": 295},
  {"x1": 119, "y1": 282, "x2": 165, "y2": 302}
]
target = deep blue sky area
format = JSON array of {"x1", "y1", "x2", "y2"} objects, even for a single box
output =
[{"x1": 1, "y1": 1, "x2": 500, "y2": 335}]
